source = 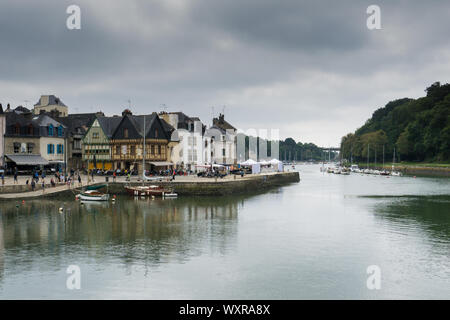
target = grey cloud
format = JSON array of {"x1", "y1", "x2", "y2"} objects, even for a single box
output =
[{"x1": 0, "y1": 0, "x2": 449, "y2": 146}]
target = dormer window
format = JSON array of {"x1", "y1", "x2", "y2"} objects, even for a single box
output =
[
  {"x1": 155, "y1": 129, "x2": 158, "y2": 138},
  {"x1": 28, "y1": 124, "x2": 33, "y2": 135},
  {"x1": 48, "y1": 124, "x2": 54, "y2": 136},
  {"x1": 14, "y1": 123, "x2": 20, "y2": 134},
  {"x1": 124, "y1": 128, "x2": 129, "y2": 138},
  {"x1": 57, "y1": 126, "x2": 63, "y2": 137}
]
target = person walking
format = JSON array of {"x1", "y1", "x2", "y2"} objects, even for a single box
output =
[
  {"x1": 78, "y1": 174, "x2": 82, "y2": 187},
  {"x1": 31, "y1": 179, "x2": 35, "y2": 191},
  {"x1": 113, "y1": 171, "x2": 116, "y2": 182},
  {"x1": 41, "y1": 179, "x2": 45, "y2": 193},
  {"x1": 13, "y1": 169, "x2": 18, "y2": 184}
]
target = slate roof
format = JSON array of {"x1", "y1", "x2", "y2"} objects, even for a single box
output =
[
  {"x1": 57, "y1": 113, "x2": 99, "y2": 136},
  {"x1": 97, "y1": 116, "x2": 123, "y2": 138},
  {"x1": 213, "y1": 114, "x2": 236, "y2": 131},
  {"x1": 34, "y1": 95, "x2": 67, "y2": 107}
]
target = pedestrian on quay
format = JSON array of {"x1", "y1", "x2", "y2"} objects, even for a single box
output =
[
  {"x1": 41, "y1": 179, "x2": 45, "y2": 193},
  {"x1": 78, "y1": 174, "x2": 82, "y2": 186},
  {"x1": 14, "y1": 170, "x2": 18, "y2": 184},
  {"x1": 113, "y1": 171, "x2": 116, "y2": 182},
  {"x1": 31, "y1": 179, "x2": 35, "y2": 191}
]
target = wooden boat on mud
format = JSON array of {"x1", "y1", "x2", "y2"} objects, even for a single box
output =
[{"x1": 125, "y1": 185, "x2": 175, "y2": 197}]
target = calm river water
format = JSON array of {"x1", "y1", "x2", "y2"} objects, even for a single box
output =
[{"x1": 0, "y1": 164, "x2": 449, "y2": 299}]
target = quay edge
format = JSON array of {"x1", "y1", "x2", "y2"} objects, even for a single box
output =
[{"x1": 0, "y1": 171, "x2": 300, "y2": 200}]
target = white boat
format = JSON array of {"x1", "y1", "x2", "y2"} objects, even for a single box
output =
[
  {"x1": 78, "y1": 190, "x2": 110, "y2": 201},
  {"x1": 163, "y1": 192, "x2": 178, "y2": 198}
]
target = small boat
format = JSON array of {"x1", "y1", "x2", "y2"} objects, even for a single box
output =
[
  {"x1": 78, "y1": 190, "x2": 110, "y2": 201},
  {"x1": 163, "y1": 192, "x2": 178, "y2": 198},
  {"x1": 125, "y1": 185, "x2": 173, "y2": 197}
]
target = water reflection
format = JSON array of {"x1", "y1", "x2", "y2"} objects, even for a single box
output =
[
  {"x1": 0, "y1": 195, "x2": 245, "y2": 282},
  {"x1": 369, "y1": 195, "x2": 450, "y2": 243}
]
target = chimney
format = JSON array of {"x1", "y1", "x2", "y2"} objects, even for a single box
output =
[{"x1": 6, "y1": 103, "x2": 11, "y2": 112}]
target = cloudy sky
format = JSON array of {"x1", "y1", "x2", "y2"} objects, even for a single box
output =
[{"x1": 0, "y1": 0, "x2": 449, "y2": 146}]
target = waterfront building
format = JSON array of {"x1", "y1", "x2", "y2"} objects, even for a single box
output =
[
  {"x1": 33, "y1": 95, "x2": 69, "y2": 117},
  {"x1": 82, "y1": 115, "x2": 122, "y2": 171},
  {"x1": 159, "y1": 111, "x2": 205, "y2": 171},
  {"x1": 204, "y1": 113, "x2": 237, "y2": 165},
  {"x1": 110, "y1": 110, "x2": 174, "y2": 173},
  {"x1": 4, "y1": 108, "x2": 67, "y2": 172},
  {"x1": 57, "y1": 112, "x2": 102, "y2": 171}
]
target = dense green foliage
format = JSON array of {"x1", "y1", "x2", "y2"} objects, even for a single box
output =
[{"x1": 341, "y1": 82, "x2": 450, "y2": 162}]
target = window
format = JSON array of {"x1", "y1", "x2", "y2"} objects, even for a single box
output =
[
  {"x1": 13, "y1": 142, "x2": 20, "y2": 153},
  {"x1": 116, "y1": 146, "x2": 120, "y2": 155},
  {"x1": 130, "y1": 145, "x2": 135, "y2": 155},
  {"x1": 20, "y1": 143, "x2": 27, "y2": 153},
  {"x1": 57, "y1": 144, "x2": 64, "y2": 154},
  {"x1": 222, "y1": 148, "x2": 226, "y2": 156},
  {"x1": 151, "y1": 145, "x2": 155, "y2": 154},
  {"x1": 27, "y1": 143, "x2": 34, "y2": 154},
  {"x1": 47, "y1": 144, "x2": 55, "y2": 154},
  {"x1": 57, "y1": 126, "x2": 63, "y2": 137},
  {"x1": 155, "y1": 129, "x2": 158, "y2": 138},
  {"x1": 124, "y1": 128, "x2": 129, "y2": 138},
  {"x1": 158, "y1": 145, "x2": 161, "y2": 154},
  {"x1": 73, "y1": 140, "x2": 81, "y2": 149},
  {"x1": 48, "y1": 124, "x2": 54, "y2": 136},
  {"x1": 92, "y1": 132, "x2": 99, "y2": 139}
]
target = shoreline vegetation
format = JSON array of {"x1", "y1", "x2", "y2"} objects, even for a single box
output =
[{"x1": 340, "y1": 82, "x2": 450, "y2": 165}]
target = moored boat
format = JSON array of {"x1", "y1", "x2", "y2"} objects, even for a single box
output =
[
  {"x1": 125, "y1": 185, "x2": 173, "y2": 197},
  {"x1": 78, "y1": 190, "x2": 110, "y2": 201}
]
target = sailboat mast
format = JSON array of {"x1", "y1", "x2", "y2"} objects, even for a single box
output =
[
  {"x1": 367, "y1": 144, "x2": 370, "y2": 169},
  {"x1": 142, "y1": 115, "x2": 146, "y2": 185}
]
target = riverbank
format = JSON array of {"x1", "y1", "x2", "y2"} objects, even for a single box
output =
[
  {"x1": 0, "y1": 171, "x2": 300, "y2": 200},
  {"x1": 355, "y1": 162, "x2": 450, "y2": 177}
]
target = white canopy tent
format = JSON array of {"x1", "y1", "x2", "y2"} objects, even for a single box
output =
[{"x1": 240, "y1": 159, "x2": 258, "y2": 166}]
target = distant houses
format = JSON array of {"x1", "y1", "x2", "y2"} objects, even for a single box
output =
[{"x1": 0, "y1": 96, "x2": 238, "y2": 175}]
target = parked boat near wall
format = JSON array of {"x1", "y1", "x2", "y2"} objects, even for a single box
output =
[{"x1": 125, "y1": 185, "x2": 174, "y2": 197}]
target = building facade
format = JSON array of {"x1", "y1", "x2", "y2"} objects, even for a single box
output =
[
  {"x1": 110, "y1": 111, "x2": 174, "y2": 173},
  {"x1": 205, "y1": 113, "x2": 237, "y2": 165},
  {"x1": 58, "y1": 112, "x2": 102, "y2": 171},
  {"x1": 82, "y1": 116, "x2": 122, "y2": 171},
  {"x1": 159, "y1": 112, "x2": 205, "y2": 170},
  {"x1": 34, "y1": 95, "x2": 68, "y2": 117},
  {"x1": 4, "y1": 109, "x2": 67, "y2": 172}
]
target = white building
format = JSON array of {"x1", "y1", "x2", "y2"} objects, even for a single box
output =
[
  {"x1": 160, "y1": 112, "x2": 205, "y2": 171},
  {"x1": 204, "y1": 114, "x2": 237, "y2": 166}
]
